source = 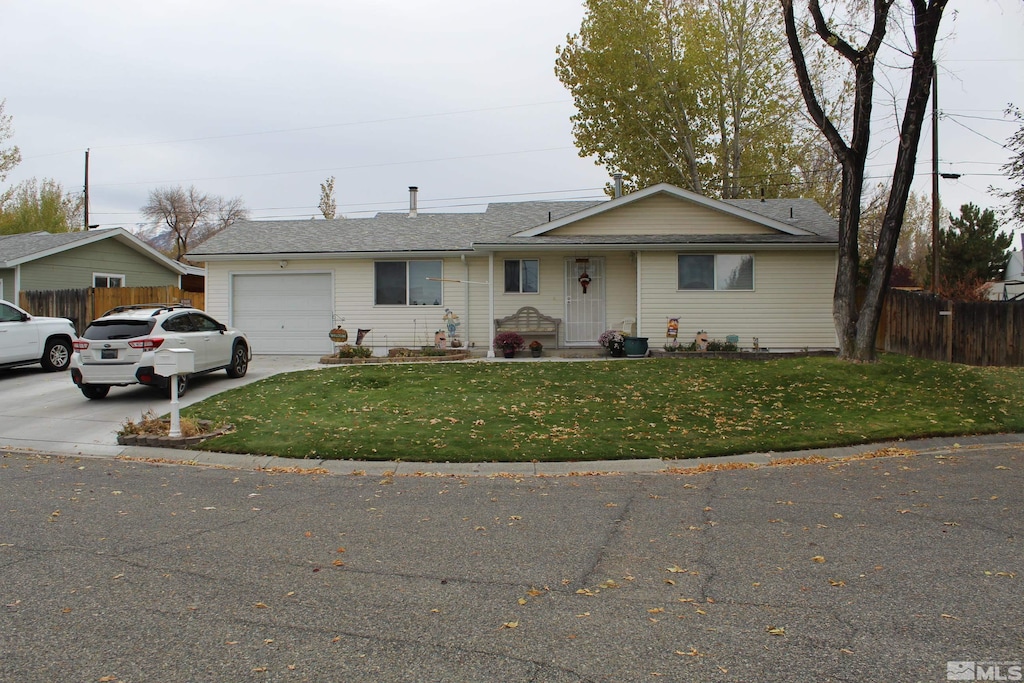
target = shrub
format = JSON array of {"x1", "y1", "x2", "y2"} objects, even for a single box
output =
[{"x1": 337, "y1": 344, "x2": 373, "y2": 358}]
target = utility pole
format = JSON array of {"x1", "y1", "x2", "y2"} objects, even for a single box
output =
[
  {"x1": 83, "y1": 148, "x2": 90, "y2": 231},
  {"x1": 930, "y1": 68, "x2": 940, "y2": 293}
]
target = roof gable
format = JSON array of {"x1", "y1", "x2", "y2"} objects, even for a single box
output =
[
  {"x1": 0, "y1": 229, "x2": 186, "y2": 273},
  {"x1": 513, "y1": 184, "x2": 814, "y2": 238}
]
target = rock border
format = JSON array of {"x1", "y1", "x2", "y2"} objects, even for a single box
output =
[
  {"x1": 320, "y1": 351, "x2": 472, "y2": 365},
  {"x1": 117, "y1": 421, "x2": 235, "y2": 449}
]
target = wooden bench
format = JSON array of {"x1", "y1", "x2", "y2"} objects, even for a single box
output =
[{"x1": 494, "y1": 306, "x2": 561, "y2": 347}]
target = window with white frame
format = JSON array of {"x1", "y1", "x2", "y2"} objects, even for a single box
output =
[
  {"x1": 503, "y1": 259, "x2": 539, "y2": 293},
  {"x1": 374, "y1": 260, "x2": 443, "y2": 305},
  {"x1": 677, "y1": 254, "x2": 753, "y2": 291},
  {"x1": 93, "y1": 273, "x2": 125, "y2": 288}
]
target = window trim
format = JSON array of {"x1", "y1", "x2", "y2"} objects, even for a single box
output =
[
  {"x1": 373, "y1": 259, "x2": 444, "y2": 306},
  {"x1": 503, "y1": 258, "x2": 540, "y2": 294},
  {"x1": 93, "y1": 273, "x2": 126, "y2": 288},
  {"x1": 677, "y1": 253, "x2": 754, "y2": 291}
]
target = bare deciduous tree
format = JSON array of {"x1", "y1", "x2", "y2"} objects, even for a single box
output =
[
  {"x1": 782, "y1": 0, "x2": 948, "y2": 361},
  {"x1": 140, "y1": 185, "x2": 248, "y2": 262},
  {"x1": 319, "y1": 176, "x2": 338, "y2": 220}
]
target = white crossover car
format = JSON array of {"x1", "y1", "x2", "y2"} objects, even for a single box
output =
[{"x1": 70, "y1": 304, "x2": 251, "y2": 400}]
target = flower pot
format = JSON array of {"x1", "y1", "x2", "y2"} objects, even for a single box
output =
[
  {"x1": 502, "y1": 349, "x2": 516, "y2": 358},
  {"x1": 530, "y1": 348, "x2": 542, "y2": 357},
  {"x1": 609, "y1": 344, "x2": 625, "y2": 357},
  {"x1": 624, "y1": 336, "x2": 649, "y2": 358}
]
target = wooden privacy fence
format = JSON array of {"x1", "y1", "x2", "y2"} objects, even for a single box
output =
[
  {"x1": 881, "y1": 289, "x2": 1023, "y2": 366},
  {"x1": 19, "y1": 286, "x2": 205, "y2": 335}
]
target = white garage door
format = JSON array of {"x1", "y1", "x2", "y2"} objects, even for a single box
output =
[{"x1": 232, "y1": 273, "x2": 334, "y2": 355}]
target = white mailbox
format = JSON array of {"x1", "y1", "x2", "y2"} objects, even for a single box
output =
[{"x1": 154, "y1": 347, "x2": 195, "y2": 377}]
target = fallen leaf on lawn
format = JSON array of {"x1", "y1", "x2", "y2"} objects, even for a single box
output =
[
  {"x1": 99, "y1": 677, "x2": 118, "y2": 682},
  {"x1": 336, "y1": 547, "x2": 346, "y2": 553},
  {"x1": 840, "y1": 648, "x2": 854, "y2": 655},
  {"x1": 576, "y1": 588, "x2": 597, "y2": 596},
  {"x1": 829, "y1": 579, "x2": 846, "y2": 587},
  {"x1": 766, "y1": 626, "x2": 786, "y2": 635},
  {"x1": 252, "y1": 667, "x2": 267, "y2": 673},
  {"x1": 665, "y1": 579, "x2": 676, "y2": 586},
  {"x1": 518, "y1": 598, "x2": 527, "y2": 606},
  {"x1": 812, "y1": 556, "x2": 826, "y2": 563},
  {"x1": 833, "y1": 513, "x2": 843, "y2": 519},
  {"x1": 526, "y1": 588, "x2": 544, "y2": 597},
  {"x1": 576, "y1": 612, "x2": 590, "y2": 618},
  {"x1": 332, "y1": 560, "x2": 345, "y2": 567},
  {"x1": 226, "y1": 641, "x2": 239, "y2": 645},
  {"x1": 599, "y1": 579, "x2": 619, "y2": 589},
  {"x1": 941, "y1": 614, "x2": 958, "y2": 620},
  {"x1": 254, "y1": 602, "x2": 269, "y2": 608},
  {"x1": 675, "y1": 648, "x2": 702, "y2": 657},
  {"x1": 500, "y1": 621, "x2": 519, "y2": 629},
  {"x1": 666, "y1": 565, "x2": 686, "y2": 573},
  {"x1": 648, "y1": 608, "x2": 665, "y2": 614}
]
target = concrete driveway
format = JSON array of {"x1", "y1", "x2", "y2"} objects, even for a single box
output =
[{"x1": 0, "y1": 355, "x2": 323, "y2": 457}]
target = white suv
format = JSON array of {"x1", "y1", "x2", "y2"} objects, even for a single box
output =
[
  {"x1": 70, "y1": 304, "x2": 251, "y2": 400},
  {"x1": 0, "y1": 299, "x2": 77, "y2": 372}
]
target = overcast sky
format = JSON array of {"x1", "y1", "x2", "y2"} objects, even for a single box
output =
[{"x1": 2, "y1": 1, "x2": 1023, "y2": 243}]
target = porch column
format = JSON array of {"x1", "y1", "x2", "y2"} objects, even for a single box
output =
[{"x1": 487, "y1": 253, "x2": 495, "y2": 358}]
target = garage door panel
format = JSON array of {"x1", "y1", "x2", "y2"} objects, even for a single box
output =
[{"x1": 232, "y1": 274, "x2": 333, "y2": 355}]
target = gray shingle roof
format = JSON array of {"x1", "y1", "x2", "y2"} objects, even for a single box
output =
[
  {"x1": 188, "y1": 196, "x2": 837, "y2": 257},
  {"x1": 0, "y1": 231, "x2": 98, "y2": 265}
]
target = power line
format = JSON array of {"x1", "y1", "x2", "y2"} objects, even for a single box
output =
[{"x1": 90, "y1": 146, "x2": 576, "y2": 188}]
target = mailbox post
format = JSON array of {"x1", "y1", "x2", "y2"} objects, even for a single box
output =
[{"x1": 154, "y1": 348, "x2": 195, "y2": 437}]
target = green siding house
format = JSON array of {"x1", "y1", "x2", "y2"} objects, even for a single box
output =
[{"x1": 0, "y1": 228, "x2": 188, "y2": 302}]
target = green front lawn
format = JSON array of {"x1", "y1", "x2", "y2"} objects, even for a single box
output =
[{"x1": 186, "y1": 355, "x2": 1024, "y2": 462}]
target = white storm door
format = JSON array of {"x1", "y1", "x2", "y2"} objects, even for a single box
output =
[
  {"x1": 232, "y1": 273, "x2": 334, "y2": 355},
  {"x1": 564, "y1": 257, "x2": 605, "y2": 344}
]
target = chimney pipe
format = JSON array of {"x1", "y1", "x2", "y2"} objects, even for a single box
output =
[
  {"x1": 613, "y1": 173, "x2": 623, "y2": 199},
  {"x1": 409, "y1": 186, "x2": 418, "y2": 218}
]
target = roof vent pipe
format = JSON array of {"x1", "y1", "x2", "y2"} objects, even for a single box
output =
[
  {"x1": 409, "y1": 186, "x2": 418, "y2": 218},
  {"x1": 613, "y1": 172, "x2": 623, "y2": 198}
]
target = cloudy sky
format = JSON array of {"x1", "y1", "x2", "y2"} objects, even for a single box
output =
[{"x1": 3, "y1": 1, "x2": 1023, "y2": 243}]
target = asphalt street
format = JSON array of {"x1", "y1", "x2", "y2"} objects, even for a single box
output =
[{"x1": 1, "y1": 442, "x2": 1022, "y2": 682}]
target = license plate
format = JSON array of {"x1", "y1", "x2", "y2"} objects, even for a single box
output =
[{"x1": 101, "y1": 349, "x2": 117, "y2": 360}]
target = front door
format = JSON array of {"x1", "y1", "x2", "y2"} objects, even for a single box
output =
[{"x1": 564, "y1": 257, "x2": 605, "y2": 344}]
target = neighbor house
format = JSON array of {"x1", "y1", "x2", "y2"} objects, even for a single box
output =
[
  {"x1": 188, "y1": 183, "x2": 839, "y2": 355},
  {"x1": 0, "y1": 228, "x2": 190, "y2": 303}
]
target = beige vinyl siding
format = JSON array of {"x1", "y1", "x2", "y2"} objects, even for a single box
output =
[
  {"x1": 638, "y1": 250, "x2": 837, "y2": 350},
  {"x1": 551, "y1": 194, "x2": 774, "y2": 236},
  {"x1": 208, "y1": 258, "x2": 475, "y2": 352},
  {"x1": 17, "y1": 240, "x2": 178, "y2": 292}
]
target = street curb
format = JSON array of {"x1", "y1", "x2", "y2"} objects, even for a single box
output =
[{"x1": 5, "y1": 432, "x2": 1023, "y2": 477}]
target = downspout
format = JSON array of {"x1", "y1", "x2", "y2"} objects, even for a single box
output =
[
  {"x1": 487, "y1": 253, "x2": 495, "y2": 358},
  {"x1": 635, "y1": 251, "x2": 642, "y2": 338}
]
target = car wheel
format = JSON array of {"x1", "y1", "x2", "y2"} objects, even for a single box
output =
[
  {"x1": 42, "y1": 339, "x2": 72, "y2": 372},
  {"x1": 81, "y1": 384, "x2": 110, "y2": 400},
  {"x1": 167, "y1": 374, "x2": 188, "y2": 398},
  {"x1": 226, "y1": 343, "x2": 249, "y2": 378}
]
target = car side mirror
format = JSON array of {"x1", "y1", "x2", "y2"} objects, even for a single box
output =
[
  {"x1": 217, "y1": 323, "x2": 227, "y2": 333},
  {"x1": 20, "y1": 313, "x2": 29, "y2": 322}
]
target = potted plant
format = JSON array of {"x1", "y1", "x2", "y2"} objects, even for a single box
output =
[
  {"x1": 529, "y1": 340, "x2": 543, "y2": 357},
  {"x1": 493, "y1": 331, "x2": 525, "y2": 358},
  {"x1": 598, "y1": 329, "x2": 626, "y2": 357}
]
